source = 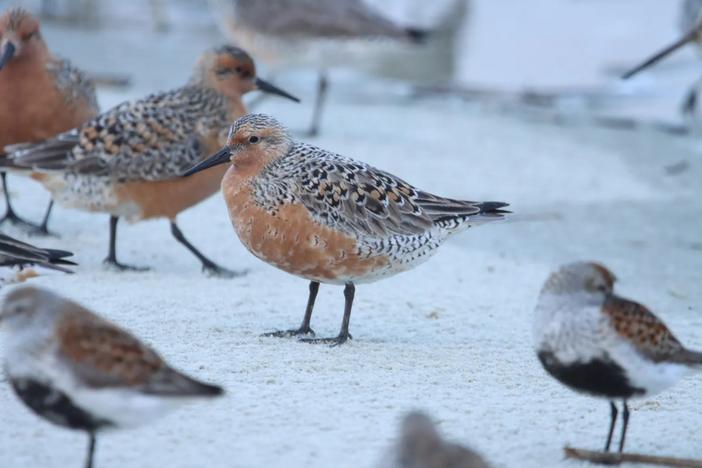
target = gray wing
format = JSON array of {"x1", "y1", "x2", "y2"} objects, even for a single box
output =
[
  {"x1": 46, "y1": 58, "x2": 99, "y2": 114},
  {"x1": 7, "y1": 91, "x2": 204, "y2": 182},
  {"x1": 269, "y1": 144, "x2": 508, "y2": 239},
  {"x1": 236, "y1": 0, "x2": 410, "y2": 39}
]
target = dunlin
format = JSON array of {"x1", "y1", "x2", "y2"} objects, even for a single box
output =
[
  {"x1": 379, "y1": 411, "x2": 490, "y2": 468},
  {"x1": 0, "y1": 7, "x2": 98, "y2": 234},
  {"x1": 7, "y1": 46, "x2": 298, "y2": 275},
  {"x1": 209, "y1": 0, "x2": 448, "y2": 136},
  {"x1": 0, "y1": 233, "x2": 75, "y2": 273},
  {"x1": 0, "y1": 286, "x2": 223, "y2": 468},
  {"x1": 185, "y1": 114, "x2": 509, "y2": 345},
  {"x1": 534, "y1": 262, "x2": 702, "y2": 452}
]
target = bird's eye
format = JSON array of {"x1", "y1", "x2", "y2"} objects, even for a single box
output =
[
  {"x1": 596, "y1": 284, "x2": 608, "y2": 292},
  {"x1": 248, "y1": 136, "x2": 260, "y2": 144},
  {"x1": 235, "y1": 67, "x2": 242, "y2": 73},
  {"x1": 215, "y1": 68, "x2": 230, "y2": 77}
]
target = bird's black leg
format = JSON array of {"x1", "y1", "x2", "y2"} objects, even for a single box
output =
[
  {"x1": 306, "y1": 71, "x2": 328, "y2": 137},
  {"x1": 301, "y1": 282, "x2": 354, "y2": 347},
  {"x1": 682, "y1": 85, "x2": 698, "y2": 119},
  {"x1": 262, "y1": 281, "x2": 319, "y2": 338},
  {"x1": 32, "y1": 200, "x2": 55, "y2": 236},
  {"x1": 103, "y1": 216, "x2": 149, "y2": 272},
  {"x1": 0, "y1": 172, "x2": 48, "y2": 233},
  {"x1": 170, "y1": 221, "x2": 243, "y2": 278},
  {"x1": 604, "y1": 401, "x2": 618, "y2": 452},
  {"x1": 84, "y1": 432, "x2": 96, "y2": 468},
  {"x1": 618, "y1": 400, "x2": 630, "y2": 453}
]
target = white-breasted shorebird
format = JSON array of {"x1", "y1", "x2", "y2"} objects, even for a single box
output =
[
  {"x1": 185, "y1": 113, "x2": 509, "y2": 345},
  {"x1": 7, "y1": 46, "x2": 298, "y2": 275},
  {"x1": 208, "y1": 0, "x2": 467, "y2": 136},
  {"x1": 378, "y1": 411, "x2": 490, "y2": 468},
  {"x1": 0, "y1": 286, "x2": 223, "y2": 468},
  {"x1": 0, "y1": 7, "x2": 98, "y2": 235},
  {"x1": 534, "y1": 262, "x2": 702, "y2": 453},
  {"x1": 0, "y1": 232, "x2": 75, "y2": 273}
]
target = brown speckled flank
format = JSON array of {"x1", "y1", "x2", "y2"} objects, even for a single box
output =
[{"x1": 186, "y1": 113, "x2": 509, "y2": 345}]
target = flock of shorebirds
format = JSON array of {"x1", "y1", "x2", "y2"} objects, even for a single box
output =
[{"x1": 0, "y1": 2, "x2": 700, "y2": 468}]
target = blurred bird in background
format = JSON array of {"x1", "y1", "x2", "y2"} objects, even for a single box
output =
[
  {"x1": 0, "y1": 7, "x2": 98, "y2": 235},
  {"x1": 209, "y1": 0, "x2": 470, "y2": 136}
]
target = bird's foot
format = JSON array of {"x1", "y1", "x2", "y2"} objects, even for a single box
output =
[
  {"x1": 102, "y1": 258, "x2": 150, "y2": 272},
  {"x1": 299, "y1": 332, "x2": 352, "y2": 347},
  {"x1": 261, "y1": 326, "x2": 316, "y2": 338},
  {"x1": 201, "y1": 261, "x2": 247, "y2": 279},
  {"x1": 0, "y1": 211, "x2": 54, "y2": 236}
]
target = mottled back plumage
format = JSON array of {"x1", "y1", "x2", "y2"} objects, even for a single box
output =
[
  {"x1": 9, "y1": 85, "x2": 229, "y2": 182},
  {"x1": 236, "y1": 114, "x2": 508, "y2": 245},
  {"x1": 603, "y1": 295, "x2": 702, "y2": 365}
]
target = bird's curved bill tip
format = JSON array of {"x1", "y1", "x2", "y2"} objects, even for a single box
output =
[
  {"x1": 622, "y1": 29, "x2": 698, "y2": 79},
  {"x1": 182, "y1": 147, "x2": 231, "y2": 177},
  {"x1": 0, "y1": 42, "x2": 16, "y2": 71},
  {"x1": 255, "y1": 77, "x2": 300, "y2": 103}
]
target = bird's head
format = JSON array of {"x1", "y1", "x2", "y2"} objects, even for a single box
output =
[
  {"x1": 0, "y1": 8, "x2": 45, "y2": 71},
  {"x1": 194, "y1": 45, "x2": 299, "y2": 103}
]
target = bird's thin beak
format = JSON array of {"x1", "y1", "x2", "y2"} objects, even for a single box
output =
[
  {"x1": 255, "y1": 77, "x2": 300, "y2": 102},
  {"x1": 182, "y1": 146, "x2": 232, "y2": 177},
  {"x1": 622, "y1": 27, "x2": 700, "y2": 79},
  {"x1": 0, "y1": 42, "x2": 16, "y2": 71}
]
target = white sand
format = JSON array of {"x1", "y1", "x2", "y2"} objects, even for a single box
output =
[{"x1": 0, "y1": 1, "x2": 700, "y2": 467}]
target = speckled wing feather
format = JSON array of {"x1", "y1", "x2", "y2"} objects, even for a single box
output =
[
  {"x1": 46, "y1": 57, "x2": 99, "y2": 115},
  {"x1": 257, "y1": 143, "x2": 507, "y2": 239},
  {"x1": 236, "y1": 0, "x2": 410, "y2": 39},
  {"x1": 56, "y1": 309, "x2": 222, "y2": 396},
  {"x1": 8, "y1": 87, "x2": 227, "y2": 182},
  {"x1": 604, "y1": 295, "x2": 702, "y2": 365}
]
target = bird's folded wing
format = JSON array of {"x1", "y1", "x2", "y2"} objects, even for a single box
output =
[
  {"x1": 288, "y1": 147, "x2": 506, "y2": 239},
  {"x1": 603, "y1": 295, "x2": 696, "y2": 364},
  {"x1": 57, "y1": 310, "x2": 166, "y2": 389},
  {"x1": 0, "y1": 234, "x2": 75, "y2": 272},
  {"x1": 56, "y1": 309, "x2": 221, "y2": 396},
  {"x1": 6, "y1": 93, "x2": 203, "y2": 182},
  {"x1": 239, "y1": 0, "x2": 407, "y2": 39}
]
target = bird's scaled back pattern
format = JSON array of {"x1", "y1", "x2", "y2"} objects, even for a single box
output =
[{"x1": 232, "y1": 0, "x2": 421, "y2": 40}]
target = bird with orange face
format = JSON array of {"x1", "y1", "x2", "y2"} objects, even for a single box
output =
[
  {"x1": 0, "y1": 7, "x2": 98, "y2": 234},
  {"x1": 186, "y1": 114, "x2": 508, "y2": 344},
  {"x1": 8, "y1": 46, "x2": 298, "y2": 275}
]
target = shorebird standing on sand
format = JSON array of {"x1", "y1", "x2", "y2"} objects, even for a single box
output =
[
  {"x1": 378, "y1": 411, "x2": 490, "y2": 468},
  {"x1": 209, "y1": 0, "x2": 468, "y2": 136},
  {"x1": 0, "y1": 7, "x2": 98, "y2": 234},
  {"x1": 7, "y1": 46, "x2": 299, "y2": 275},
  {"x1": 534, "y1": 262, "x2": 702, "y2": 453},
  {"x1": 185, "y1": 113, "x2": 509, "y2": 345},
  {"x1": 0, "y1": 286, "x2": 223, "y2": 468}
]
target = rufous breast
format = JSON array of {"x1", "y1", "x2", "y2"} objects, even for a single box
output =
[{"x1": 222, "y1": 167, "x2": 389, "y2": 284}]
